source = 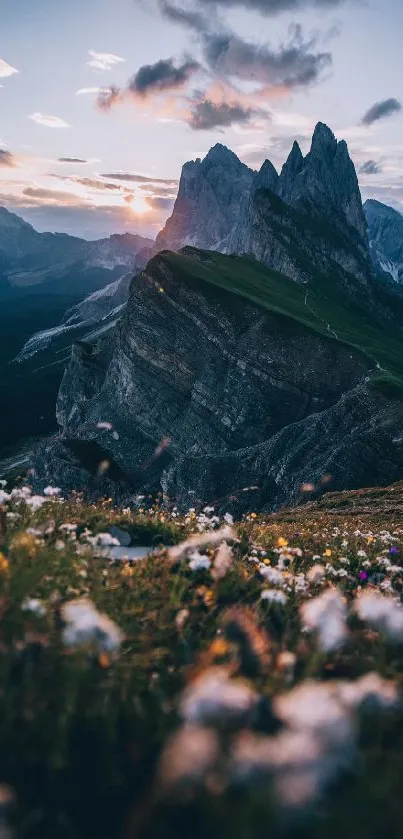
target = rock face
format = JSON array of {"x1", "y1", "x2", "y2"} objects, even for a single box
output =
[
  {"x1": 32, "y1": 251, "x2": 403, "y2": 513},
  {"x1": 228, "y1": 123, "x2": 373, "y2": 293},
  {"x1": 156, "y1": 144, "x2": 253, "y2": 252},
  {"x1": 365, "y1": 199, "x2": 403, "y2": 284}
]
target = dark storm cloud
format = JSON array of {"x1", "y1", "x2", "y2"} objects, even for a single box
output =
[
  {"x1": 188, "y1": 98, "x2": 264, "y2": 130},
  {"x1": 159, "y1": 1, "x2": 209, "y2": 31},
  {"x1": 362, "y1": 98, "x2": 402, "y2": 126},
  {"x1": 58, "y1": 157, "x2": 88, "y2": 164},
  {"x1": 359, "y1": 160, "x2": 382, "y2": 175},
  {"x1": 128, "y1": 57, "x2": 200, "y2": 96},
  {"x1": 202, "y1": 24, "x2": 331, "y2": 88},
  {"x1": 100, "y1": 172, "x2": 178, "y2": 185},
  {"x1": 159, "y1": 0, "x2": 355, "y2": 18},
  {"x1": 0, "y1": 149, "x2": 16, "y2": 168}
]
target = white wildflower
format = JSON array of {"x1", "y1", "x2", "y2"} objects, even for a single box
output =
[
  {"x1": 25, "y1": 495, "x2": 47, "y2": 511},
  {"x1": 307, "y1": 565, "x2": 325, "y2": 585},
  {"x1": 0, "y1": 490, "x2": 11, "y2": 504},
  {"x1": 224, "y1": 513, "x2": 234, "y2": 525},
  {"x1": 61, "y1": 598, "x2": 124, "y2": 653},
  {"x1": 60, "y1": 523, "x2": 77, "y2": 533},
  {"x1": 180, "y1": 666, "x2": 258, "y2": 728},
  {"x1": 168, "y1": 526, "x2": 235, "y2": 562},
  {"x1": 212, "y1": 542, "x2": 233, "y2": 580},
  {"x1": 22, "y1": 598, "x2": 46, "y2": 617},
  {"x1": 189, "y1": 552, "x2": 211, "y2": 572},
  {"x1": 261, "y1": 590, "x2": 288, "y2": 605},
  {"x1": 43, "y1": 486, "x2": 61, "y2": 497},
  {"x1": 259, "y1": 566, "x2": 284, "y2": 586},
  {"x1": 354, "y1": 591, "x2": 403, "y2": 639},
  {"x1": 300, "y1": 588, "x2": 347, "y2": 652}
]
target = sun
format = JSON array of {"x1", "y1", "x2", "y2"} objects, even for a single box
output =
[{"x1": 127, "y1": 192, "x2": 152, "y2": 215}]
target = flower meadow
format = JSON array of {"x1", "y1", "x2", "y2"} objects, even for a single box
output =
[{"x1": 0, "y1": 483, "x2": 403, "y2": 837}]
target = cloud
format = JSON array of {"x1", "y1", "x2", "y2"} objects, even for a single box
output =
[
  {"x1": 53, "y1": 174, "x2": 124, "y2": 192},
  {"x1": 76, "y1": 87, "x2": 103, "y2": 96},
  {"x1": 359, "y1": 160, "x2": 382, "y2": 175},
  {"x1": 188, "y1": 97, "x2": 264, "y2": 130},
  {"x1": 162, "y1": 0, "x2": 357, "y2": 14},
  {"x1": 87, "y1": 50, "x2": 125, "y2": 71},
  {"x1": 22, "y1": 187, "x2": 85, "y2": 205},
  {"x1": 100, "y1": 171, "x2": 178, "y2": 185},
  {"x1": 58, "y1": 157, "x2": 88, "y2": 164},
  {"x1": 128, "y1": 57, "x2": 200, "y2": 97},
  {"x1": 29, "y1": 112, "x2": 70, "y2": 128},
  {"x1": 139, "y1": 184, "x2": 178, "y2": 196},
  {"x1": 362, "y1": 98, "x2": 402, "y2": 127},
  {"x1": 146, "y1": 196, "x2": 176, "y2": 210},
  {"x1": 96, "y1": 85, "x2": 122, "y2": 111},
  {"x1": 159, "y1": 1, "x2": 210, "y2": 31},
  {"x1": 0, "y1": 149, "x2": 16, "y2": 168},
  {"x1": 0, "y1": 58, "x2": 19, "y2": 78},
  {"x1": 202, "y1": 24, "x2": 331, "y2": 89}
]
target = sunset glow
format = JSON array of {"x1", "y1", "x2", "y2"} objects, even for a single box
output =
[{"x1": 127, "y1": 192, "x2": 152, "y2": 215}]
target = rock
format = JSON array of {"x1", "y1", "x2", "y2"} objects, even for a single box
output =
[
  {"x1": 156, "y1": 144, "x2": 253, "y2": 252},
  {"x1": 108, "y1": 525, "x2": 132, "y2": 547},
  {"x1": 229, "y1": 122, "x2": 373, "y2": 293},
  {"x1": 365, "y1": 199, "x2": 403, "y2": 284},
  {"x1": 31, "y1": 250, "x2": 403, "y2": 514}
]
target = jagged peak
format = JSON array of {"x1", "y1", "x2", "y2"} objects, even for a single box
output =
[
  {"x1": 252, "y1": 160, "x2": 279, "y2": 190},
  {"x1": 282, "y1": 140, "x2": 304, "y2": 173},
  {"x1": 310, "y1": 122, "x2": 337, "y2": 156},
  {"x1": 203, "y1": 143, "x2": 245, "y2": 168}
]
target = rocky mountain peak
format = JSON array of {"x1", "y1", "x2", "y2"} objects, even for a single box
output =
[
  {"x1": 253, "y1": 159, "x2": 279, "y2": 193},
  {"x1": 203, "y1": 143, "x2": 244, "y2": 169},
  {"x1": 156, "y1": 144, "x2": 254, "y2": 252},
  {"x1": 309, "y1": 121, "x2": 337, "y2": 157},
  {"x1": 278, "y1": 141, "x2": 304, "y2": 184}
]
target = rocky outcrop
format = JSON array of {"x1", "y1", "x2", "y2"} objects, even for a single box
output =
[
  {"x1": 228, "y1": 123, "x2": 374, "y2": 294},
  {"x1": 32, "y1": 251, "x2": 403, "y2": 513},
  {"x1": 156, "y1": 144, "x2": 253, "y2": 252},
  {"x1": 365, "y1": 199, "x2": 403, "y2": 284}
]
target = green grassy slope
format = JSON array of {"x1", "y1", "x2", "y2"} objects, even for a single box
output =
[{"x1": 162, "y1": 250, "x2": 403, "y2": 398}]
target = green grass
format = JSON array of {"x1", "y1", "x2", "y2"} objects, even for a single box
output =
[
  {"x1": 2, "y1": 490, "x2": 403, "y2": 838},
  {"x1": 161, "y1": 250, "x2": 403, "y2": 399}
]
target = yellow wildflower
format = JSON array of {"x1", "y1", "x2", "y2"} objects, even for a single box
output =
[
  {"x1": 0, "y1": 554, "x2": 8, "y2": 573},
  {"x1": 209, "y1": 638, "x2": 230, "y2": 657},
  {"x1": 277, "y1": 537, "x2": 288, "y2": 548}
]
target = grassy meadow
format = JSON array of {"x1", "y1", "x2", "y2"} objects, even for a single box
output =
[{"x1": 0, "y1": 483, "x2": 403, "y2": 837}]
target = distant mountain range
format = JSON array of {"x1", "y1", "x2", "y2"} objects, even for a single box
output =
[
  {"x1": 24, "y1": 122, "x2": 403, "y2": 511},
  {"x1": 0, "y1": 206, "x2": 153, "y2": 299},
  {"x1": 0, "y1": 210, "x2": 153, "y2": 455}
]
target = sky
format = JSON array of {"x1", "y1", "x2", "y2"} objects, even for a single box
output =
[{"x1": 0, "y1": 0, "x2": 402, "y2": 240}]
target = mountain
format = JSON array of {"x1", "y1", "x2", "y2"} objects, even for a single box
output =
[
  {"x1": 365, "y1": 199, "x2": 403, "y2": 284},
  {"x1": 228, "y1": 123, "x2": 374, "y2": 297},
  {"x1": 156, "y1": 144, "x2": 254, "y2": 252},
  {"x1": 31, "y1": 248, "x2": 403, "y2": 512},
  {"x1": 0, "y1": 273, "x2": 133, "y2": 456},
  {"x1": 16, "y1": 123, "x2": 403, "y2": 506},
  {"x1": 0, "y1": 206, "x2": 153, "y2": 298}
]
